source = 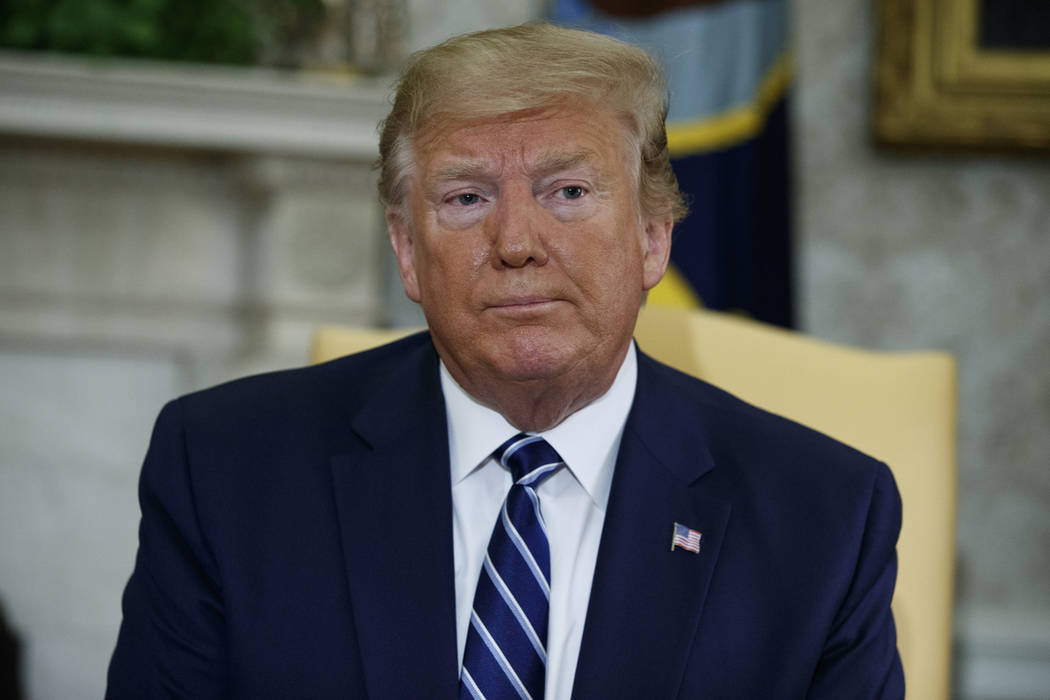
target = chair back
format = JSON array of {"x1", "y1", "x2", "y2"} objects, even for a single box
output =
[{"x1": 311, "y1": 304, "x2": 957, "y2": 700}]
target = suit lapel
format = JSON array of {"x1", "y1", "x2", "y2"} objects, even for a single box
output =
[
  {"x1": 572, "y1": 352, "x2": 732, "y2": 699},
  {"x1": 329, "y1": 339, "x2": 459, "y2": 699}
]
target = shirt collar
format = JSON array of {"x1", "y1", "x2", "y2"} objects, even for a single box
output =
[{"x1": 440, "y1": 343, "x2": 637, "y2": 509}]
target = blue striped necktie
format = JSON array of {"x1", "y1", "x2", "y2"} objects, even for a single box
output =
[{"x1": 459, "y1": 433, "x2": 565, "y2": 700}]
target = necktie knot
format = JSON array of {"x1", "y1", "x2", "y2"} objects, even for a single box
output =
[{"x1": 495, "y1": 433, "x2": 565, "y2": 486}]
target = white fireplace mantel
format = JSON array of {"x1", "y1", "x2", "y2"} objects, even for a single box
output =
[
  {"x1": 0, "y1": 50, "x2": 398, "y2": 381},
  {"x1": 0, "y1": 51, "x2": 390, "y2": 159}
]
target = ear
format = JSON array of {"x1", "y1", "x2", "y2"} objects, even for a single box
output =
[
  {"x1": 640, "y1": 213, "x2": 673, "y2": 291},
  {"x1": 387, "y1": 207, "x2": 422, "y2": 303}
]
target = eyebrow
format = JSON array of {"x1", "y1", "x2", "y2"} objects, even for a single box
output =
[
  {"x1": 526, "y1": 150, "x2": 597, "y2": 178},
  {"x1": 427, "y1": 161, "x2": 499, "y2": 184},
  {"x1": 426, "y1": 149, "x2": 600, "y2": 186}
]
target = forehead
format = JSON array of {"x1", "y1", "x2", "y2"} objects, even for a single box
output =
[{"x1": 413, "y1": 106, "x2": 634, "y2": 179}]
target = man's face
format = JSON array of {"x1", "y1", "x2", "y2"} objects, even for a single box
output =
[{"x1": 388, "y1": 104, "x2": 672, "y2": 401}]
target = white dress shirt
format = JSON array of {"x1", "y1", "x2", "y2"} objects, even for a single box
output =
[{"x1": 441, "y1": 344, "x2": 637, "y2": 700}]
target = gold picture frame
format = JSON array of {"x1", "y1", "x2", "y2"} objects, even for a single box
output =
[{"x1": 875, "y1": 0, "x2": 1050, "y2": 151}]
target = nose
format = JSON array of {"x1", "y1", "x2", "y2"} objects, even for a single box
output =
[{"x1": 488, "y1": 183, "x2": 549, "y2": 269}]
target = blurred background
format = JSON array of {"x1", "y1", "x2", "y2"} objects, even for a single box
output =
[{"x1": 0, "y1": 0, "x2": 1047, "y2": 697}]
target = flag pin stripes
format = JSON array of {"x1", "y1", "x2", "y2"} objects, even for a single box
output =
[{"x1": 671, "y1": 522, "x2": 702, "y2": 553}]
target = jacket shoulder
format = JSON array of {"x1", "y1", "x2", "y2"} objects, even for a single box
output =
[
  {"x1": 179, "y1": 331, "x2": 431, "y2": 412},
  {"x1": 165, "y1": 331, "x2": 435, "y2": 452}
]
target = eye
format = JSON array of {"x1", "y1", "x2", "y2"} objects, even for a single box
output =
[
  {"x1": 454, "y1": 193, "x2": 480, "y2": 206},
  {"x1": 560, "y1": 185, "x2": 585, "y2": 200}
]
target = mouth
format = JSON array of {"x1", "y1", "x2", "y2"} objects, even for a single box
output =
[{"x1": 485, "y1": 296, "x2": 564, "y2": 315}]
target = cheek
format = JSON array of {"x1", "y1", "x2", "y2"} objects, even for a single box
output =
[
  {"x1": 469, "y1": 243, "x2": 489, "y2": 270},
  {"x1": 415, "y1": 229, "x2": 490, "y2": 293},
  {"x1": 557, "y1": 218, "x2": 643, "y2": 270},
  {"x1": 547, "y1": 235, "x2": 623, "y2": 298}
]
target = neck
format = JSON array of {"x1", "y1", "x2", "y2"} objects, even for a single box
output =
[{"x1": 441, "y1": 344, "x2": 630, "y2": 433}]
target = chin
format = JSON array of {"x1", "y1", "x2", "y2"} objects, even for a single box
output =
[{"x1": 485, "y1": 326, "x2": 586, "y2": 382}]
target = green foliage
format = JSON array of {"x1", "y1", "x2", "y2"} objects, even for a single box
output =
[{"x1": 0, "y1": 0, "x2": 326, "y2": 65}]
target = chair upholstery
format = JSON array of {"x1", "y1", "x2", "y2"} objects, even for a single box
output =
[
  {"x1": 311, "y1": 304, "x2": 957, "y2": 700},
  {"x1": 310, "y1": 326, "x2": 414, "y2": 364}
]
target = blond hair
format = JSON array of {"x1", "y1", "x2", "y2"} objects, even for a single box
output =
[{"x1": 377, "y1": 23, "x2": 687, "y2": 222}]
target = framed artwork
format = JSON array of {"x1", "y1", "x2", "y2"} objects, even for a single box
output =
[{"x1": 875, "y1": 0, "x2": 1050, "y2": 151}]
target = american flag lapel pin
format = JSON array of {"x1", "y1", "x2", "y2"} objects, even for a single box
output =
[{"x1": 671, "y1": 522, "x2": 702, "y2": 554}]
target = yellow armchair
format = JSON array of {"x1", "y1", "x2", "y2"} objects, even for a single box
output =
[{"x1": 311, "y1": 304, "x2": 957, "y2": 700}]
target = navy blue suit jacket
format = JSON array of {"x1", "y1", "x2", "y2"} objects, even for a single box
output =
[{"x1": 107, "y1": 331, "x2": 904, "y2": 698}]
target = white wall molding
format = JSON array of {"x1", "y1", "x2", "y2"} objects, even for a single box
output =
[{"x1": 0, "y1": 51, "x2": 390, "y2": 159}]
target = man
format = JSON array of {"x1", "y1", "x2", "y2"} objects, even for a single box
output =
[{"x1": 107, "y1": 24, "x2": 903, "y2": 699}]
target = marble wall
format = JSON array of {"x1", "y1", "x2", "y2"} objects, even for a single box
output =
[
  {"x1": 404, "y1": 0, "x2": 542, "y2": 52},
  {"x1": 0, "y1": 64, "x2": 391, "y2": 695},
  {"x1": 794, "y1": 0, "x2": 1050, "y2": 695}
]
